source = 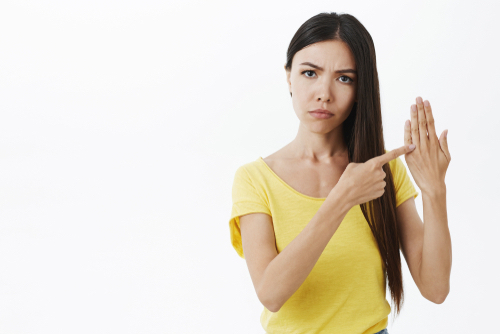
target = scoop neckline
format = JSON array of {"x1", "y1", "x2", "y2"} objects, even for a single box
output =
[{"x1": 257, "y1": 157, "x2": 327, "y2": 201}]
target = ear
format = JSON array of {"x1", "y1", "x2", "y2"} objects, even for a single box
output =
[{"x1": 285, "y1": 65, "x2": 292, "y2": 94}]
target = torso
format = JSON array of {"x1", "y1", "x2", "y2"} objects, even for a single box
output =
[{"x1": 262, "y1": 146, "x2": 350, "y2": 199}]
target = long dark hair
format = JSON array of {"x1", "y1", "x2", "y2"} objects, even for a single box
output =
[{"x1": 285, "y1": 12, "x2": 405, "y2": 318}]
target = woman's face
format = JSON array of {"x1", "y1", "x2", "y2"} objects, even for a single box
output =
[{"x1": 286, "y1": 39, "x2": 357, "y2": 134}]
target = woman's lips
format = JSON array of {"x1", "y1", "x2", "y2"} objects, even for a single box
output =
[{"x1": 309, "y1": 111, "x2": 333, "y2": 119}]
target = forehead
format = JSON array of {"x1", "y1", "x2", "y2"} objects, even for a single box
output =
[{"x1": 292, "y1": 40, "x2": 356, "y2": 70}]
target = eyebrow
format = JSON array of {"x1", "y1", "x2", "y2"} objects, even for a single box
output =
[{"x1": 299, "y1": 62, "x2": 357, "y2": 75}]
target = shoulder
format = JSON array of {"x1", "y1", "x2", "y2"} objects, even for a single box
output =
[
  {"x1": 232, "y1": 159, "x2": 268, "y2": 192},
  {"x1": 234, "y1": 159, "x2": 263, "y2": 178}
]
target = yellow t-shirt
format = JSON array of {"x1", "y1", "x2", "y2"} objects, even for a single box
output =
[{"x1": 229, "y1": 153, "x2": 419, "y2": 334}]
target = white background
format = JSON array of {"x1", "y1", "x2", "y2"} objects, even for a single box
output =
[{"x1": 1, "y1": 0, "x2": 498, "y2": 333}]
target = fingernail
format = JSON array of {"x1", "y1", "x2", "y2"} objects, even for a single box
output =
[
  {"x1": 409, "y1": 144, "x2": 416, "y2": 150},
  {"x1": 424, "y1": 100, "x2": 430, "y2": 107},
  {"x1": 405, "y1": 120, "x2": 410, "y2": 127},
  {"x1": 411, "y1": 104, "x2": 417, "y2": 112},
  {"x1": 445, "y1": 130, "x2": 448, "y2": 138},
  {"x1": 416, "y1": 97, "x2": 423, "y2": 104}
]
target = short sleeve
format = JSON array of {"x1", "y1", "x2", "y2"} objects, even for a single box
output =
[
  {"x1": 390, "y1": 156, "x2": 419, "y2": 208},
  {"x1": 229, "y1": 165, "x2": 271, "y2": 259}
]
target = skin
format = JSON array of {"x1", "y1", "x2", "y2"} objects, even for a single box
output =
[
  {"x1": 268, "y1": 39, "x2": 453, "y2": 303},
  {"x1": 401, "y1": 97, "x2": 452, "y2": 302},
  {"x1": 284, "y1": 39, "x2": 357, "y2": 163}
]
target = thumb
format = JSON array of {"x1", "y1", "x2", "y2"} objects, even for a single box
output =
[{"x1": 439, "y1": 129, "x2": 451, "y2": 162}]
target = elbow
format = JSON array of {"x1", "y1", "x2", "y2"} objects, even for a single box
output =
[
  {"x1": 422, "y1": 285, "x2": 449, "y2": 304},
  {"x1": 268, "y1": 301, "x2": 282, "y2": 313},
  {"x1": 433, "y1": 289, "x2": 449, "y2": 304},
  {"x1": 257, "y1": 286, "x2": 281, "y2": 313},
  {"x1": 265, "y1": 303, "x2": 281, "y2": 313},
  {"x1": 259, "y1": 294, "x2": 281, "y2": 313},
  {"x1": 435, "y1": 283, "x2": 450, "y2": 304},
  {"x1": 422, "y1": 292, "x2": 446, "y2": 304},
  {"x1": 429, "y1": 294, "x2": 447, "y2": 304}
]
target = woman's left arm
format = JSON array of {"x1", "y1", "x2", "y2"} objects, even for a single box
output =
[{"x1": 404, "y1": 96, "x2": 452, "y2": 303}]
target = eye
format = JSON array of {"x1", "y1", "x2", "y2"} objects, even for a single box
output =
[
  {"x1": 301, "y1": 70, "x2": 316, "y2": 78},
  {"x1": 301, "y1": 71, "x2": 354, "y2": 84},
  {"x1": 339, "y1": 75, "x2": 354, "y2": 84}
]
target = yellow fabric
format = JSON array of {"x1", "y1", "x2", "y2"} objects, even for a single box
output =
[{"x1": 229, "y1": 152, "x2": 419, "y2": 334}]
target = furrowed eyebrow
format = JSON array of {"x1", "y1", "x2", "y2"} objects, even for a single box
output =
[{"x1": 299, "y1": 62, "x2": 357, "y2": 75}]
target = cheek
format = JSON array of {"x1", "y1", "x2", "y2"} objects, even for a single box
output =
[
  {"x1": 291, "y1": 88, "x2": 307, "y2": 110},
  {"x1": 291, "y1": 80, "x2": 355, "y2": 111},
  {"x1": 294, "y1": 86, "x2": 314, "y2": 107},
  {"x1": 337, "y1": 89, "x2": 356, "y2": 107}
]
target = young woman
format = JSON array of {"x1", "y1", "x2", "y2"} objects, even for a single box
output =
[{"x1": 229, "y1": 12, "x2": 451, "y2": 334}]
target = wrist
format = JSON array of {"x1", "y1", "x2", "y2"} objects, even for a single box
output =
[
  {"x1": 421, "y1": 182, "x2": 446, "y2": 197},
  {"x1": 328, "y1": 184, "x2": 353, "y2": 214}
]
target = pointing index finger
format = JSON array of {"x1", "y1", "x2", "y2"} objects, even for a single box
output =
[{"x1": 372, "y1": 145, "x2": 415, "y2": 167}]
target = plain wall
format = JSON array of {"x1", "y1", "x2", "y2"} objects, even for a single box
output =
[{"x1": 0, "y1": 0, "x2": 498, "y2": 333}]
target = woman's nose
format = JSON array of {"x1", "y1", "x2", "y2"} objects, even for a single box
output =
[
  {"x1": 316, "y1": 86, "x2": 332, "y2": 102},
  {"x1": 317, "y1": 95, "x2": 331, "y2": 102},
  {"x1": 316, "y1": 78, "x2": 332, "y2": 102}
]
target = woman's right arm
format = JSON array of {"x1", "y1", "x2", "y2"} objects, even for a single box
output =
[
  {"x1": 240, "y1": 145, "x2": 414, "y2": 312},
  {"x1": 240, "y1": 185, "x2": 352, "y2": 313}
]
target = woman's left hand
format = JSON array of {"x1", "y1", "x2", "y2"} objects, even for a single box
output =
[{"x1": 404, "y1": 96, "x2": 451, "y2": 194}]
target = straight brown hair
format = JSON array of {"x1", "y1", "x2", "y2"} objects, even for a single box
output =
[{"x1": 285, "y1": 12, "x2": 405, "y2": 318}]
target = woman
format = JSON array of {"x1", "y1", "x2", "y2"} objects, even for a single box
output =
[{"x1": 229, "y1": 12, "x2": 451, "y2": 334}]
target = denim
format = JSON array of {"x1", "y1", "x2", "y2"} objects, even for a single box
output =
[
  {"x1": 374, "y1": 329, "x2": 388, "y2": 334},
  {"x1": 263, "y1": 328, "x2": 388, "y2": 334}
]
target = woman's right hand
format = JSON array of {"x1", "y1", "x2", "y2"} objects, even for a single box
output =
[{"x1": 336, "y1": 145, "x2": 416, "y2": 207}]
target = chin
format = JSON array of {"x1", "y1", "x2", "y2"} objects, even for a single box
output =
[{"x1": 306, "y1": 122, "x2": 338, "y2": 133}]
